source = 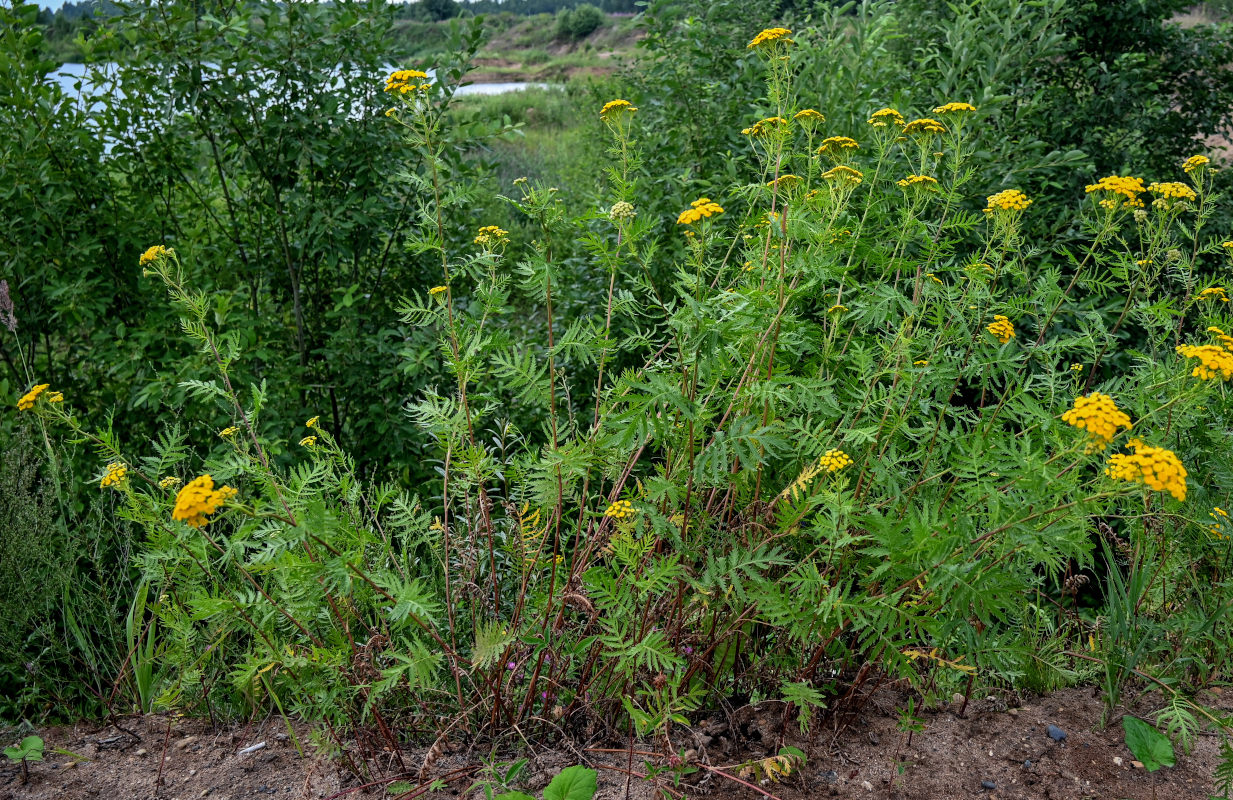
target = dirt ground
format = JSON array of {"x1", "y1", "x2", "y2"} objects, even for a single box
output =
[{"x1": 1, "y1": 687, "x2": 1227, "y2": 800}]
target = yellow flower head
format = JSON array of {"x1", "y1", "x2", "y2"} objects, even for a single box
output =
[
  {"x1": 429, "y1": 285, "x2": 448, "y2": 296},
  {"x1": 159, "y1": 476, "x2": 182, "y2": 490},
  {"x1": 603, "y1": 499, "x2": 635, "y2": 520},
  {"x1": 1199, "y1": 286, "x2": 1230, "y2": 303},
  {"x1": 1147, "y1": 181, "x2": 1197, "y2": 208},
  {"x1": 741, "y1": 116, "x2": 789, "y2": 137},
  {"x1": 827, "y1": 304, "x2": 848, "y2": 314},
  {"x1": 794, "y1": 108, "x2": 824, "y2": 123},
  {"x1": 1106, "y1": 440, "x2": 1188, "y2": 501},
  {"x1": 1070, "y1": 363, "x2": 1084, "y2": 373},
  {"x1": 100, "y1": 462, "x2": 128, "y2": 490},
  {"x1": 818, "y1": 448, "x2": 853, "y2": 473},
  {"x1": 384, "y1": 69, "x2": 430, "y2": 94},
  {"x1": 933, "y1": 102, "x2": 976, "y2": 115},
  {"x1": 677, "y1": 199, "x2": 724, "y2": 225},
  {"x1": 902, "y1": 118, "x2": 947, "y2": 136},
  {"x1": 139, "y1": 245, "x2": 169, "y2": 267},
  {"x1": 1183, "y1": 155, "x2": 1210, "y2": 174},
  {"x1": 1085, "y1": 175, "x2": 1146, "y2": 209},
  {"x1": 986, "y1": 315, "x2": 1015, "y2": 344},
  {"x1": 46, "y1": 391, "x2": 63, "y2": 403},
  {"x1": 1176, "y1": 343, "x2": 1233, "y2": 381},
  {"x1": 867, "y1": 108, "x2": 905, "y2": 128},
  {"x1": 897, "y1": 174, "x2": 939, "y2": 191},
  {"x1": 299, "y1": 436, "x2": 318, "y2": 447},
  {"x1": 599, "y1": 99, "x2": 637, "y2": 120},
  {"x1": 817, "y1": 136, "x2": 859, "y2": 155},
  {"x1": 172, "y1": 475, "x2": 236, "y2": 528},
  {"x1": 767, "y1": 173, "x2": 802, "y2": 192},
  {"x1": 219, "y1": 426, "x2": 239, "y2": 438},
  {"x1": 17, "y1": 383, "x2": 49, "y2": 411},
  {"x1": 1061, "y1": 393, "x2": 1133, "y2": 450},
  {"x1": 306, "y1": 416, "x2": 319, "y2": 428},
  {"x1": 822, "y1": 165, "x2": 864, "y2": 185},
  {"x1": 984, "y1": 189, "x2": 1032, "y2": 214},
  {"x1": 748, "y1": 27, "x2": 793, "y2": 50},
  {"x1": 474, "y1": 225, "x2": 510, "y2": 248}
]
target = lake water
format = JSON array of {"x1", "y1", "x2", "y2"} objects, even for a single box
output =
[{"x1": 51, "y1": 62, "x2": 550, "y2": 104}]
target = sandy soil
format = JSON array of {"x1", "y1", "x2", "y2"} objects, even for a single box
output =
[{"x1": 1, "y1": 687, "x2": 1227, "y2": 800}]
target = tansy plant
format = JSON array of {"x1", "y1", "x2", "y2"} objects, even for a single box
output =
[{"x1": 18, "y1": 24, "x2": 1233, "y2": 771}]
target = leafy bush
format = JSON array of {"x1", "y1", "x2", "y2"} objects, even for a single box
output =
[
  {"x1": 556, "y1": 4, "x2": 603, "y2": 41},
  {"x1": 18, "y1": 25, "x2": 1233, "y2": 761}
]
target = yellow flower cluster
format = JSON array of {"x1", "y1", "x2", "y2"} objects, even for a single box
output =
[
  {"x1": 1148, "y1": 181, "x2": 1197, "y2": 204},
  {"x1": 793, "y1": 109, "x2": 825, "y2": 122},
  {"x1": 17, "y1": 383, "x2": 50, "y2": 410},
  {"x1": 306, "y1": 416, "x2": 320, "y2": 428},
  {"x1": 1106, "y1": 440, "x2": 1188, "y2": 501},
  {"x1": 300, "y1": 436, "x2": 318, "y2": 447},
  {"x1": 384, "y1": 69, "x2": 430, "y2": 94},
  {"x1": 100, "y1": 462, "x2": 127, "y2": 489},
  {"x1": 822, "y1": 165, "x2": 864, "y2": 184},
  {"x1": 986, "y1": 315, "x2": 1015, "y2": 344},
  {"x1": 1210, "y1": 326, "x2": 1233, "y2": 348},
  {"x1": 474, "y1": 225, "x2": 510, "y2": 247},
  {"x1": 741, "y1": 116, "x2": 789, "y2": 137},
  {"x1": 747, "y1": 27, "x2": 793, "y2": 49},
  {"x1": 767, "y1": 174, "x2": 802, "y2": 191},
  {"x1": 603, "y1": 499, "x2": 635, "y2": 520},
  {"x1": 818, "y1": 449, "x2": 853, "y2": 472},
  {"x1": 817, "y1": 136, "x2": 859, "y2": 154},
  {"x1": 984, "y1": 189, "x2": 1032, "y2": 214},
  {"x1": 1183, "y1": 155, "x2": 1210, "y2": 174},
  {"x1": 1176, "y1": 343, "x2": 1233, "y2": 381},
  {"x1": 1085, "y1": 175, "x2": 1146, "y2": 209},
  {"x1": 677, "y1": 198, "x2": 724, "y2": 225},
  {"x1": 599, "y1": 99, "x2": 637, "y2": 120},
  {"x1": 139, "y1": 245, "x2": 169, "y2": 267},
  {"x1": 902, "y1": 118, "x2": 946, "y2": 136},
  {"x1": 429, "y1": 285, "x2": 448, "y2": 296},
  {"x1": 897, "y1": 174, "x2": 939, "y2": 190},
  {"x1": 828, "y1": 304, "x2": 848, "y2": 314},
  {"x1": 1199, "y1": 287, "x2": 1230, "y2": 302},
  {"x1": 933, "y1": 102, "x2": 976, "y2": 114},
  {"x1": 159, "y1": 476, "x2": 182, "y2": 490},
  {"x1": 219, "y1": 426, "x2": 239, "y2": 438},
  {"x1": 172, "y1": 475, "x2": 237, "y2": 528},
  {"x1": 1212, "y1": 507, "x2": 1230, "y2": 539},
  {"x1": 867, "y1": 108, "x2": 905, "y2": 127},
  {"x1": 1061, "y1": 393, "x2": 1132, "y2": 450}
]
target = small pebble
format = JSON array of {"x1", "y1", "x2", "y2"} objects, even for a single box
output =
[
  {"x1": 135, "y1": 748, "x2": 147, "y2": 757},
  {"x1": 1047, "y1": 724, "x2": 1067, "y2": 742},
  {"x1": 1023, "y1": 760, "x2": 1032, "y2": 769},
  {"x1": 821, "y1": 770, "x2": 839, "y2": 784},
  {"x1": 861, "y1": 780, "x2": 874, "y2": 791},
  {"x1": 1132, "y1": 760, "x2": 1144, "y2": 769},
  {"x1": 982, "y1": 780, "x2": 997, "y2": 790},
  {"x1": 1113, "y1": 757, "x2": 1123, "y2": 767},
  {"x1": 177, "y1": 736, "x2": 196, "y2": 750}
]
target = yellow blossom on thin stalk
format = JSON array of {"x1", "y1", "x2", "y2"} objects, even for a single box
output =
[
  {"x1": 1183, "y1": 155, "x2": 1210, "y2": 174},
  {"x1": 828, "y1": 304, "x2": 848, "y2": 314},
  {"x1": 300, "y1": 436, "x2": 318, "y2": 447},
  {"x1": 159, "y1": 476, "x2": 182, "y2": 490},
  {"x1": 1106, "y1": 440, "x2": 1188, "y2": 501},
  {"x1": 933, "y1": 102, "x2": 976, "y2": 115},
  {"x1": 986, "y1": 315, "x2": 1015, "y2": 344},
  {"x1": 767, "y1": 174, "x2": 802, "y2": 194},
  {"x1": 474, "y1": 225, "x2": 510, "y2": 249},
  {"x1": 219, "y1": 426, "x2": 239, "y2": 438},
  {"x1": 816, "y1": 136, "x2": 859, "y2": 161},
  {"x1": 984, "y1": 189, "x2": 1032, "y2": 214},
  {"x1": 867, "y1": 108, "x2": 905, "y2": 128},
  {"x1": 306, "y1": 416, "x2": 319, "y2": 428},
  {"x1": 429, "y1": 286, "x2": 448, "y2": 297},
  {"x1": 100, "y1": 462, "x2": 127, "y2": 490},
  {"x1": 1198, "y1": 287, "x2": 1230, "y2": 303},
  {"x1": 384, "y1": 69, "x2": 430, "y2": 95},
  {"x1": 1148, "y1": 181, "x2": 1197, "y2": 210},
  {"x1": 1209, "y1": 326, "x2": 1233, "y2": 349},
  {"x1": 1176, "y1": 342, "x2": 1233, "y2": 381},
  {"x1": 139, "y1": 245, "x2": 169, "y2": 267},
  {"x1": 677, "y1": 198, "x2": 724, "y2": 226},
  {"x1": 897, "y1": 174, "x2": 939, "y2": 191},
  {"x1": 818, "y1": 449, "x2": 853, "y2": 473},
  {"x1": 172, "y1": 475, "x2": 237, "y2": 528},
  {"x1": 599, "y1": 99, "x2": 637, "y2": 120},
  {"x1": 822, "y1": 165, "x2": 864, "y2": 185},
  {"x1": 603, "y1": 499, "x2": 635, "y2": 520},
  {"x1": 747, "y1": 27, "x2": 793, "y2": 50},
  {"x1": 742, "y1": 116, "x2": 789, "y2": 138},
  {"x1": 17, "y1": 383, "x2": 49, "y2": 410},
  {"x1": 1061, "y1": 393, "x2": 1133, "y2": 451},
  {"x1": 1085, "y1": 175, "x2": 1146, "y2": 210},
  {"x1": 902, "y1": 118, "x2": 946, "y2": 136}
]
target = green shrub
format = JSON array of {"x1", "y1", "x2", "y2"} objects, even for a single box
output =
[{"x1": 556, "y1": 4, "x2": 603, "y2": 41}]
